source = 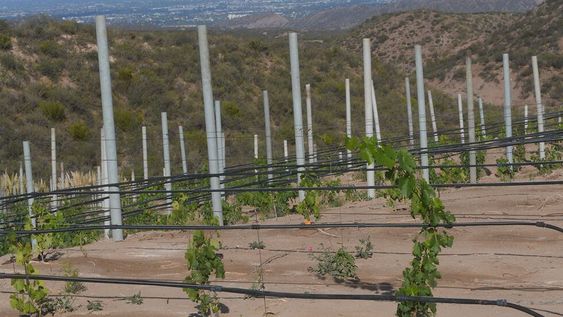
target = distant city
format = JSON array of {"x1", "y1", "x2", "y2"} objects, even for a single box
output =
[{"x1": 0, "y1": 0, "x2": 386, "y2": 27}]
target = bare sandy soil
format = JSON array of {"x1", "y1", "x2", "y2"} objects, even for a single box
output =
[{"x1": 1, "y1": 171, "x2": 562, "y2": 316}]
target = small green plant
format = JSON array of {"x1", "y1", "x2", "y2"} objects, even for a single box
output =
[
  {"x1": 296, "y1": 174, "x2": 321, "y2": 222},
  {"x1": 8, "y1": 233, "x2": 50, "y2": 316},
  {"x1": 249, "y1": 240, "x2": 265, "y2": 250},
  {"x1": 62, "y1": 263, "x2": 87, "y2": 294},
  {"x1": 496, "y1": 157, "x2": 515, "y2": 180},
  {"x1": 309, "y1": 245, "x2": 357, "y2": 280},
  {"x1": 68, "y1": 121, "x2": 90, "y2": 141},
  {"x1": 38, "y1": 101, "x2": 66, "y2": 122},
  {"x1": 184, "y1": 230, "x2": 225, "y2": 316},
  {"x1": 125, "y1": 292, "x2": 144, "y2": 305},
  {"x1": 354, "y1": 237, "x2": 374, "y2": 259},
  {"x1": 87, "y1": 300, "x2": 103, "y2": 312},
  {"x1": 347, "y1": 137, "x2": 455, "y2": 317}
]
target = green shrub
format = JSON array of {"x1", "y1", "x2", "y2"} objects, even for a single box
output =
[
  {"x1": 39, "y1": 101, "x2": 66, "y2": 122},
  {"x1": 184, "y1": 231, "x2": 225, "y2": 316},
  {"x1": 309, "y1": 245, "x2": 357, "y2": 280},
  {"x1": 68, "y1": 121, "x2": 90, "y2": 141},
  {"x1": 114, "y1": 107, "x2": 141, "y2": 132},
  {"x1": 0, "y1": 34, "x2": 11, "y2": 50},
  {"x1": 39, "y1": 40, "x2": 64, "y2": 58},
  {"x1": 37, "y1": 58, "x2": 64, "y2": 79},
  {"x1": 354, "y1": 237, "x2": 374, "y2": 259}
]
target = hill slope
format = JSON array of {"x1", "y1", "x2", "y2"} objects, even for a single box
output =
[
  {"x1": 1, "y1": 17, "x2": 464, "y2": 179},
  {"x1": 346, "y1": 0, "x2": 562, "y2": 107},
  {"x1": 229, "y1": 0, "x2": 541, "y2": 30}
]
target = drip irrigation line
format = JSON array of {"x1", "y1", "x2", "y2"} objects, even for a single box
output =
[
  {"x1": 0, "y1": 274, "x2": 545, "y2": 317},
  {"x1": 1, "y1": 221, "x2": 561, "y2": 236}
]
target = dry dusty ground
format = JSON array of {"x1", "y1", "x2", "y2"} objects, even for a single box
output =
[{"x1": 1, "y1": 170, "x2": 562, "y2": 316}]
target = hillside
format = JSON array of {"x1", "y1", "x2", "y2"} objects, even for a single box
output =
[
  {"x1": 0, "y1": 17, "x2": 472, "y2": 180},
  {"x1": 346, "y1": 0, "x2": 562, "y2": 107},
  {"x1": 228, "y1": 0, "x2": 541, "y2": 30}
]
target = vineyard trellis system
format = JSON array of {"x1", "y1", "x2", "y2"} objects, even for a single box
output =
[{"x1": 0, "y1": 14, "x2": 561, "y2": 317}]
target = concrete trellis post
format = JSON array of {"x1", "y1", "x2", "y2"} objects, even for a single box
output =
[
  {"x1": 253, "y1": 134, "x2": 259, "y2": 160},
  {"x1": 50, "y1": 128, "x2": 58, "y2": 210},
  {"x1": 18, "y1": 162, "x2": 24, "y2": 195},
  {"x1": 427, "y1": 91, "x2": 438, "y2": 143},
  {"x1": 524, "y1": 105, "x2": 529, "y2": 135},
  {"x1": 457, "y1": 94, "x2": 465, "y2": 144},
  {"x1": 161, "y1": 112, "x2": 172, "y2": 214},
  {"x1": 345, "y1": 78, "x2": 352, "y2": 167},
  {"x1": 405, "y1": 77, "x2": 414, "y2": 148},
  {"x1": 263, "y1": 90, "x2": 273, "y2": 182},
  {"x1": 478, "y1": 97, "x2": 486, "y2": 139},
  {"x1": 100, "y1": 129, "x2": 110, "y2": 240},
  {"x1": 466, "y1": 56, "x2": 477, "y2": 184},
  {"x1": 502, "y1": 53, "x2": 513, "y2": 166},
  {"x1": 305, "y1": 84, "x2": 314, "y2": 164},
  {"x1": 179, "y1": 126, "x2": 188, "y2": 174},
  {"x1": 23, "y1": 141, "x2": 37, "y2": 249},
  {"x1": 414, "y1": 45, "x2": 429, "y2": 182},
  {"x1": 131, "y1": 170, "x2": 137, "y2": 202},
  {"x1": 59, "y1": 162, "x2": 64, "y2": 190},
  {"x1": 214, "y1": 101, "x2": 225, "y2": 185},
  {"x1": 288, "y1": 32, "x2": 306, "y2": 201},
  {"x1": 197, "y1": 25, "x2": 223, "y2": 224},
  {"x1": 142, "y1": 126, "x2": 148, "y2": 179},
  {"x1": 95, "y1": 16, "x2": 123, "y2": 241},
  {"x1": 532, "y1": 56, "x2": 545, "y2": 160},
  {"x1": 283, "y1": 139, "x2": 289, "y2": 172},
  {"x1": 363, "y1": 38, "x2": 375, "y2": 198},
  {"x1": 371, "y1": 80, "x2": 382, "y2": 143}
]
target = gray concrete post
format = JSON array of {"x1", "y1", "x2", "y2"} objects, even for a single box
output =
[
  {"x1": 502, "y1": 53, "x2": 513, "y2": 166},
  {"x1": 427, "y1": 91, "x2": 438, "y2": 143},
  {"x1": 405, "y1": 77, "x2": 414, "y2": 148},
  {"x1": 371, "y1": 80, "x2": 382, "y2": 143},
  {"x1": 363, "y1": 38, "x2": 375, "y2": 197},
  {"x1": 179, "y1": 126, "x2": 188, "y2": 174},
  {"x1": 100, "y1": 129, "x2": 110, "y2": 240},
  {"x1": 466, "y1": 56, "x2": 477, "y2": 184},
  {"x1": 457, "y1": 94, "x2": 465, "y2": 144},
  {"x1": 284, "y1": 139, "x2": 289, "y2": 172},
  {"x1": 478, "y1": 97, "x2": 486, "y2": 139},
  {"x1": 50, "y1": 128, "x2": 58, "y2": 210},
  {"x1": 414, "y1": 45, "x2": 429, "y2": 182},
  {"x1": 23, "y1": 141, "x2": 37, "y2": 249},
  {"x1": 142, "y1": 126, "x2": 148, "y2": 179},
  {"x1": 288, "y1": 32, "x2": 306, "y2": 201},
  {"x1": 305, "y1": 84, "x2": 314, "y2": 164},
  {"x1": 532, "y1": 56, "x2": 545, "y2": 160},
  {"x1": 524, "y1": 105, "x2": 528, "y2": 135},
  {"x1": 214, "y1": 100, "x2": 225, "y2": 180},
  {"x1": 18, "y1": 162, "x2": 24, "y2": 195},
  {"x1": 345, "y1": 78, "x2": 352, "y2": 167},
  {"x1": 161, "y1": 112, "x2": 172, "y2": 214},
  {"x1": 263, "y1": 90, "x2": 273, "y2": 182},
  {"x1": 95, "y1": 16, "x2": 123, "y2": 241},
  {"x1": 197, "y1": 25, "x2": 223, "y2": 224}
]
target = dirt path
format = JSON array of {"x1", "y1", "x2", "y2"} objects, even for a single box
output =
[{"x1": 1, "y1": 182, "x2": 562, "y2": 317}]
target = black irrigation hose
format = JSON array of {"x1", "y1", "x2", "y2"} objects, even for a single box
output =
[
  {"x1": 1, "y1": 221, "x2": 561, "y2": 236},
  {"x1": 0, "y1": 274, "x2": 544, "y2": 317}
]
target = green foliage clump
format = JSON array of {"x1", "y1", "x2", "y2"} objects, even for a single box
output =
[
  {"x1": 249, "y1": 240, "x2": 265, "y2": 250},
  {"x1": 309, "y1": 245, "x2": 357, "y2": 280},
  {"x1": 8, "y1": 234, "x2": 50, "y2": 316},
  {"x1": 0, "y1": 34, "x2": 11, "y2": 50},
  {"x1": 495, "y1": 157, "x2": 515, "y2": 180},
  {"x1": 347, "y1": 137, "x2": 455, "y2": 317},
  {"x1": 39, "y1": 101, "x2": 66, "y2": 122},
  {"x1": 354, "y1": 237, "x2": 374, "y2": 259},
  {"x1": 531, "y1": 144, "x2": 562, "y2": 175},
  {"x1": 184, "y1": 230, "x2": 225, "y2": 317},
  {"x1": 67, "y1": 121, "x2": 90, "y2": 141},
  {"x1": 296, "y1": 174, "x2": 321, "y2": 222}
]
